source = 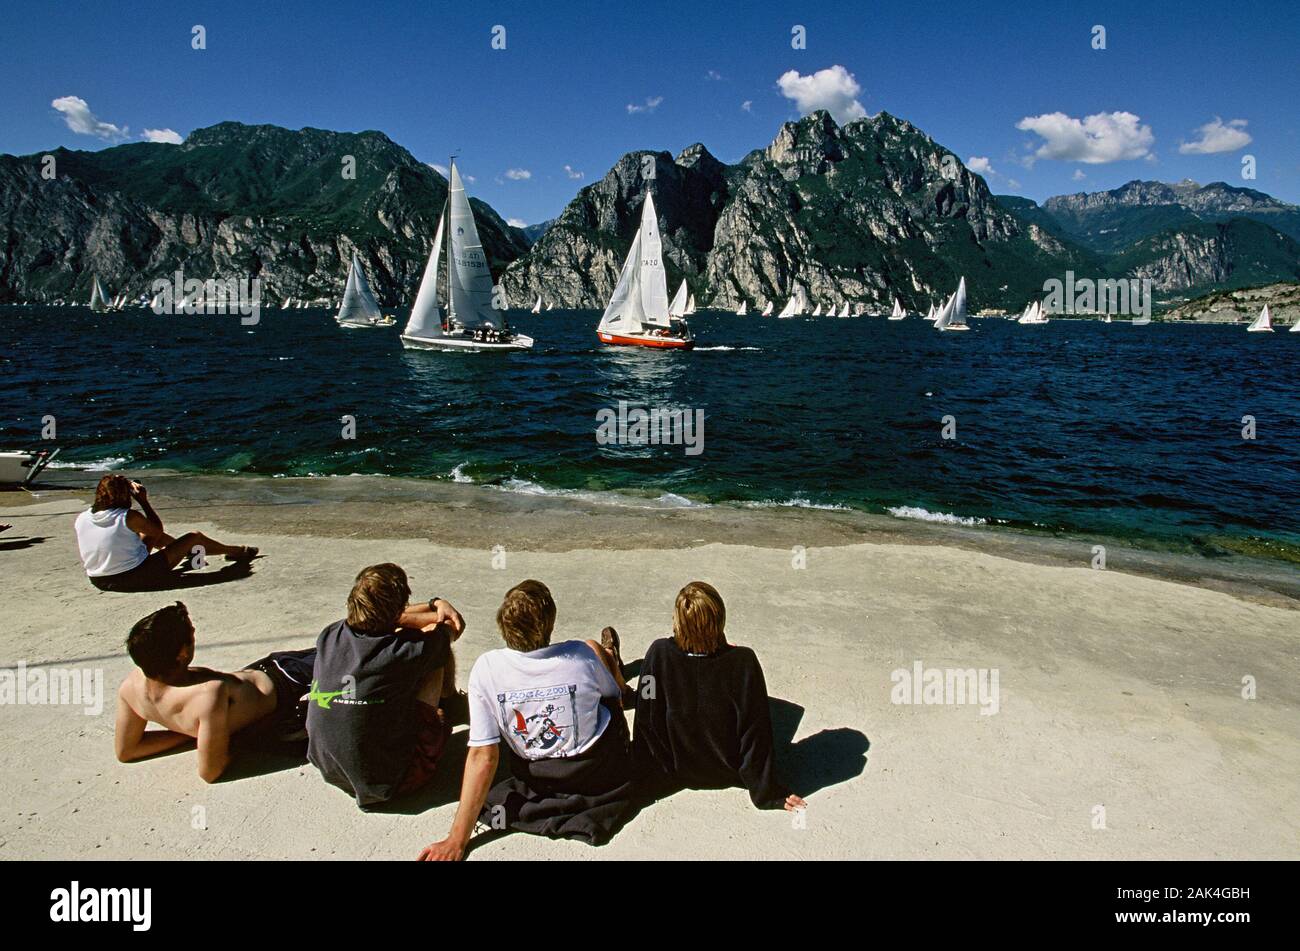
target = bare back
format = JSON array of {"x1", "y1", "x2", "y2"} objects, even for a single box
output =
[{"x1": 123, "y1": 666, "x2": 277, "y2": 738}]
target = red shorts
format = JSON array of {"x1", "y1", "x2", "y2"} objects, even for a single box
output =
[{"x1": 395, "y1": 702, "x2": 450, "y2": 795}]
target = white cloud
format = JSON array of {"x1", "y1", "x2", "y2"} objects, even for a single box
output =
[
  {"x1": 1015, "y1": 111, "x2": 1154, "y2": 164},
  {"x1": 966, "y1": 156, "x2": 995, "y2": 176},
  {"x1": 741, "y1": 100, "x2": 753, "y2": 113},
  {"x1": 563, "y1": 164, "x2": 584, "y2": 180},
  {"x1": 507, "y1": 218, "x2": 527, "y2": 228},
  {"x1": 705, "y1": 70, "x2": 723, "y2": 81},
  {"x1": 1072, "y1": 169, "x2": 1086, "y2": 181},
  {"x1": 142, "y1": 128, "x2": 182, "y2": 145},
  {"x1": 504, "y1": 168, "x2": 532, "y2": 181},
  {"x1": 465, "y1": 175, "x2": 476, "y2": 183},
  {"x1": 627, "y1": 96, "x2": 664, "y2": 115},
  {"x1": 51, "y1": 95, "x2": 128, "y2": 141},
  {"x1": 1178, "y1": 117, "x2": 1252, "y2": 155},
  {"x1": 776, "y1": 65, "x2": 866, "y2": 125},
  {"x1": 427, "y1": 163, "x2": 448, "y2": 176}
]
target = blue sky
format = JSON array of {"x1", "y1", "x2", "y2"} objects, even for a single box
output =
[{"x1": 3, "y1": 0, "x2": 1298, "y2": 223}]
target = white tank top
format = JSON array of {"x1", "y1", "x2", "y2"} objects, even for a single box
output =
[{"x1": 74, "y1": 507, "x2": 149, "y2": 577}]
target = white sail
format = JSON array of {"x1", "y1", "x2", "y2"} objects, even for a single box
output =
[
  {"x1": 777, "y1": 288, "x2": 805, "y2": 318},
  {"x1": 1246, "y1": 304, "x2": 1273, "y2": 332},
  {"x1": 597, "y1": 191, "x2": 671, "y2": 334},
  {"x1": 547, "y1": 302, "x2": 553, "y2": 310},
  {"x1": 736, "y1": 301, "x2": 748, "y2": 315},
  {"x1": 761, "y1": 301, "x2": 774, "y2": 316},
  {"x1": 89, "y1": 276, "x2": 108, "y2": 312},
  {"x1": 531, "y1": 295, "x2": 542, "y2": 314},
  {"x1": 889, "y1": 297, "x2": 905, "y2": 320},
  {"x1": 685, "y1": 293, "x2": 696, "y2": 314},
  {"x1": 1290, "y1": 316, "x2": 1300, "y2": 332},
  {"x1": 403, "y1": 208, "x2": 446, "y2": 339},
  {"x1": 669, "y1": 280, "x2": 689, "y2": 317},
  {"x1": 446, "y1": 161, "x2": 502, "y2": 331},
  {"x1": 337, "y1": 253, "x2": 382, "y2": 326},
  {"x1": 938, "y1": 277, "x2": 969, "y2": 331},
  {"x1": 838, "y1": 303, "x2": 849, "y2": 318},
  {"x1": 812, "y1": 303, "x2": 822, "y2": 317},
  {"x1": 149, "y1": 291, "x2": 163, "y2": 310}
]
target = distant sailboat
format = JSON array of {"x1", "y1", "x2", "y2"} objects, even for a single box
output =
[
  {"x1": 88, "y1": 276, "x2": 109, "y2": 313},
  {"x1": 685, "y1": 293, "x2": 697, "y2": 315},
  {"x1": 669, "y1": 280, "x2": 689, "y2": 318},
  {"x1": 403, "y1": 161, "x2": 533, "y2": 351},
  {"x1": 1290, "y1": 318, "x2": 1300, "y2": 332},
  {"x1": 1246, "y1": 304, "x2": 1274, "y2": 332},
  {"x1": 889, "y1": 298, "x2": 905, "y2": 320},
  {"x1": 546, "y1": 302, "x2": 554, "y2": 311},
  {"x1": 811, "y1": 303, "x2": 822, "y2": 317},
  {"x1": 1018, "y1": 301, "x2": 1049, "y2": 324},
  {"x1": 531, "y1": 296, "x2": 542, "y2": 314},
  {"x1": 777, "y1": 288, "x2": 805, "y2": 318},
  {"x1": 934, "y1": 277, "x2": 970, "y2": 331},
  {"x1": 736, "y1": 301, "x2": 748, "y2": 315},
  {"x1": 761, "y1": 301, "x2": 774, "y2": 316},
  {"x1": 336, "y1": 253, "x2": 386, "y2": 328},
  {"x1": 924, "y1": 303, "x2": 936, "y2": 321},
  {"x1": 837, "y1": 303, "x2": 850, "y2": 318},
  {"x1": 596, "y1": 192, "x2": 694, "y2": 349}
]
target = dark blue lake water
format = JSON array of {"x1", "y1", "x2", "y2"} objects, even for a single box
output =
[{"x1": 3, "y1": 307, "x2": 1297, "y2": 560}]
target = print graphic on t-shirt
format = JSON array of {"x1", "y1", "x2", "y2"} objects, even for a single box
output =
[{"x1": 499, "y1": 684, "x2": 579, "y2": 754}]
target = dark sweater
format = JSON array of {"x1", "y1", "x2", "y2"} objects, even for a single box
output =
[{"x1": 632, "y1": 637, "x2": 788, "y2": 809}]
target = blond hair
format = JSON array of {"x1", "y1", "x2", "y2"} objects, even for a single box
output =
[
  {"x1": 496, "y1": 580, "x2": 556, "y2": 652},
  {"x1": 673, "y1": 581, "x2": 727, "y2": 654},
  {"x1": 347, "y1": 563, "x2": 410, "y2": 634}
]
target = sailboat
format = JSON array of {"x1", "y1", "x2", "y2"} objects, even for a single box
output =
[
  {"x1": 934, "y1": 277, "x2": 970, "y2": 331},
  {"x1": 837, "y1": 303, "x2": 850, "y2": 318},
  {"x1": 685, "y1": 293, "x2": 697, "y2": 315},
  {"x1": 401, "y1": 161, "x2": 534, "y2": 351},
  {"x1": 736, "y1": 301, "x2": 748, "y2": 316},
  {"x1": 761, "y1": 301, "x2": 774, "y2": 316},
  {"x1": 336, "y1": 253, "x2": 392, "y2": 328},
  {"x1": 889, "y1": 298, "x2": 905, "y2": 320},
  {"x1": 88, "y1": 275, "x2": 110, "y2": 313},
  {"x1": 811, "y1": 303, "x2": 822, "y2": 317},
  {"x1": 924, "y1": 303, "x2": 936, "y2": 321},
  {"x1": 596, "y1": 192, "x2": 694, "y2": 349},
  {"x1": 148, "y1": 290, "x2": 164, "y2": 311},
  {"x1": 1018, "y1": 301, "x2": 1049, "y2": 324},
  {"x1": 1246, "y1": 304, "x2": 1274, "y2": 332},
  {"x1": 1290, "y1": 317, "x2": 1300, "y2": 332},
  {"x1": 546, "y1": 302, "x2": 554, "y2": 311},
  {"x1": 669, "y1": 280, "x2": 689, "y2": 318},
  {"x1": 531, "y1": 296, "x2": 542, "y2": 314},
  {"x1": 777, "y1": 288, "x2": 805, "y2": 318}
]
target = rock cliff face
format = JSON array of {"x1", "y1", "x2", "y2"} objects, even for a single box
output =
[
  {"x1": 0, "y1": 122, "x2": 527, "y2": 304},
  {"x1": 501, "y1": 111, "x2": 1081, "y2": 311},
  {"x1": 1162, "y1": 281, "x2": 1300, "y2": 325}
]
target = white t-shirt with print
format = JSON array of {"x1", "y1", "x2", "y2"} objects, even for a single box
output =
[{"x1": 467, "y1": 640, "x2": 620, "y2": 760}]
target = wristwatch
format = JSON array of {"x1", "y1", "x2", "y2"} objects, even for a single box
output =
[{"x1": 428, "y1": 597, "x2": 442, "y2": 612}]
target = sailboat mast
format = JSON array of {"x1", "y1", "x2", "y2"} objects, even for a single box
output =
[{"x1": 446, "y1": 157, "x2": 457, "y2": 328}]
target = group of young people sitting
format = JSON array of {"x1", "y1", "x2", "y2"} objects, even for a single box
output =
[{"x1": 91, "y1": 476, "x2": 805, "y2": 858}]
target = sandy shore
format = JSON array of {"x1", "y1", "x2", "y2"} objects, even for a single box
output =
[{"x1": 2, "y1": 476, "x2": 1297, "y2": 860}]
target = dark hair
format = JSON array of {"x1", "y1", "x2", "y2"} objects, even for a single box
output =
[
  {"x1": 673, "y1": 581, "x2": 727, "y2": 654},
  {"x1": 347, "y1": 563, "x2": 410, "y2": 634},
  {"x1": 93, "y1": 474, "x2": 133, "y2": 512},
  {"x1": 126, "y1": 602, "x2": 194, "y2": 678},
  {"x1": 496, "y1": 580, "x2": 556, "y2": 652}
]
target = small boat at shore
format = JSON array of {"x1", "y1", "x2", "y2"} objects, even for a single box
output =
[
  {"x1": 1246, "y1": 304, "x2": 1273, "y2": 332},
  {"x1": 0, "y1": 447, "x2": 59, "y2": 486},
  {"x1": 596, "y1": 192, "x2": 693, "y2": 350},
  {"x1": 401, "y1": 161, "x2": 533, "y2": 352}
]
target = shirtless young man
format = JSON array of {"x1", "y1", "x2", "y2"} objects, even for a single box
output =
[{"x1": 114, "y1": 601, "x2": 316, "y2": 783}]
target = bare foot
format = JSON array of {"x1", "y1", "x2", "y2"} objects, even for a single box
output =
[
  {"x1": 783, "y1": 794, "x2": 807, "y2": 812},
  {"x1": 600, "y1": 626, "x2": 636, "y2": 708},
  {"x1": 224, "y1": 545, "x2": 259, "y2": 562}
]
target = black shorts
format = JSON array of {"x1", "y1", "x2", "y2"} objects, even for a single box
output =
[
  {"x1": 242, "y1": 648, "x2": 317, "y2": 741},
  {"x1": 88, "y1": 551, "x2": 176, "y2": 592}
]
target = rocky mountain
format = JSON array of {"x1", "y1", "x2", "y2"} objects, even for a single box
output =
[
  {"x1": 501, "y1": 111, "x2": 1091, "y2": 311},
  {"x1": 1039, "y1": 179, "x2": 1300, "y2": 253},
  {"x1": 0, "y1": 122, "x2": 528, "y2": 304},
  {"x1": 4, "y1": 117, "x2": 1298, "y2": 311}
]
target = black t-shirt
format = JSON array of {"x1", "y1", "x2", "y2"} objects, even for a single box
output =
[
  {"x1": 306, "y1": 619, "x2": 448, "y2": 808},
  {"x1": 632, "y1": 637, "x2": 789, "y2": 808}
]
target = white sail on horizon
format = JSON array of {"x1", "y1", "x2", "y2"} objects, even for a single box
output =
[
  {"x1": 761, "y1": 301, "x2": 774, "y2": 316},
  {"x1": 685, "y1": 292, "x2": 697, "y2": 315},
  {"x1": 669, "y1": 279, "x2": 689, "y2": 317},
  {"x1": 736, "y1": 301, "x2": 748, "y2": 315},
  {"x1": 936, "y1": 277, "x2": 969, "y2": 331},
  {"x1": 1246, "y1": 304, "x2": 1273, "y2": 332},
  {"x1": 531, "y1": 295, "x2": 542, "y2": 314}
]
